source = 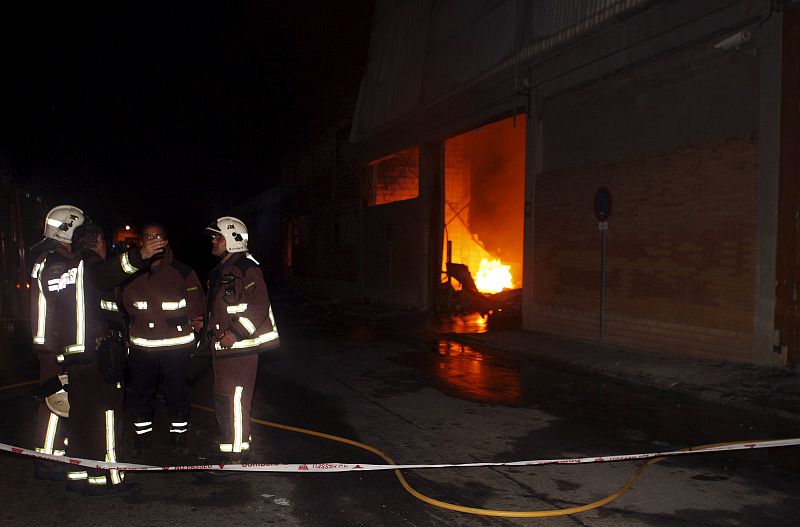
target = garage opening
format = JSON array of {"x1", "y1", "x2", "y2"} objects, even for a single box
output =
[{"x1": 440, "y1": 116, "x2": 525, "y2": 318}]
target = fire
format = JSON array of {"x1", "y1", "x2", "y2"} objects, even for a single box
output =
[{"x1": 474, "y1": 259, "x2": 513, "y2": 293}]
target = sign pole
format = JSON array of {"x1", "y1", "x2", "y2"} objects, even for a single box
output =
[
  {"x1": 593, "y1": 187, "x2": 612, "y2": 343},
  {"x1": 599, "y1": 222, "x2": 607, "y2": 342}
]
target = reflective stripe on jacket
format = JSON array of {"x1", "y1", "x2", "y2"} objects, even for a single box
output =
[
  {"x1": 207, "y1": 252, "x2": 279, "y2": 357},
  {"x1": 122, "y1": 248, "x2": 205, "y2": 351},
  {"x1": 62, "y1": 248, "x2": 147, "y2": 365},
  {"x1": 30, "y1": 245, "x2": 81, "y2": 358}
]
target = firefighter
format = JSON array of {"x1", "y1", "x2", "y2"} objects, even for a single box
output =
[
  {"x1": 63, "y1": 222, "x2": 166, "y2": 496},
  {"x1": 28, "y1": 205, "x2": 84, "y2": 480},
  {"x1": 202, "y1": 217, "x2": 279, "y2": 462},
  {"x1": 122, "y1": 222, "x2": 205, "y2": 457}
]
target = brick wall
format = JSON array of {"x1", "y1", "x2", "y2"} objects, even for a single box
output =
[
  {"x1": 368, "y1": 147, "x2": 420, "y2": 206},
  {"x1": 532, "y1": 136, "x2": 758, "y2": 361},
  {"x1": 527, "y1": 38, "x2": 760, "y2": 362}
]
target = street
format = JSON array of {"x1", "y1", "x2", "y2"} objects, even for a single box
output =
[{"x1": 1, "y1": 306, "x2": 799, "y2": 526}]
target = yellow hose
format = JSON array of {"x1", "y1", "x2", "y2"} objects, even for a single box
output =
[
  {"x1": 193, "y1": 402, "x2": 664, "y2": 517},
  {"x1": 0, "y1": 381, "x2": 739, "y2": 517}
]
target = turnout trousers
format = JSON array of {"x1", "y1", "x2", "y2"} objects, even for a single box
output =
[
  {"x1": 213, "y1": 353, "x2": 258, "y2": 455},
  {"x1": 128, "y1": 347, "x2": 191, "y2": 439},
  {"x1": 35, "y1": 352, "x2": 67, "y2": 456},
  {"x1": 65, "y1": 363, "x2": 125, "y2": 487}
]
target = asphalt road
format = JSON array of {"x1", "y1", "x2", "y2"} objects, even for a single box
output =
[{"x1": 1, "y1": 309, "x2": 799, "y2": 526}]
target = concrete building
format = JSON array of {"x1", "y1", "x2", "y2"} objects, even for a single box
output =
[{"x1": 340, "y1": 0, "x2": 800, "y2": 367}]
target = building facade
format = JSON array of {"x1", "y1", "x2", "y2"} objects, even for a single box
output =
[{"x1": 290, "y1": 0, "x2": 800, "y2": 367}]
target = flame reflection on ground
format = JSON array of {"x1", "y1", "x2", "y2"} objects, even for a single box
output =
[
  {"x1": 438, "y1": 313, "x2": 488, "y2": 334},
  {"x1": 433, "y1": 340, "x2": 521, "y2": 406}
]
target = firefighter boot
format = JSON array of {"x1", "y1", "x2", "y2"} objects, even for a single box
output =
[
  {"x1": 33, "y1": 460, "x2": 67, "y2": 481},
  {"x1": 130, "y1": 433, "x2": 151, "y2": 458},
  {"x1": 67, "y1": 480, "x2": 142, "y2": 497},
  {"x1": 204, "y1": 444, "x2": 250, "y2": 476},
  {"x1": 170, "y1": 433, "x2": 189, "y2": 456}
]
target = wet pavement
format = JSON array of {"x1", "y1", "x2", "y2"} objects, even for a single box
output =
[
  {"x1": 1, "y1": 299, "x2": 799, "y2": 526},
  {"x1": 442, "y1": 324, "x2": 800, "y2": 426}
]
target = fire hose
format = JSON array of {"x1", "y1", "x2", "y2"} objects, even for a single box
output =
[{"x1": 2, "y1": 380, "x2": 799, "y2": 518}]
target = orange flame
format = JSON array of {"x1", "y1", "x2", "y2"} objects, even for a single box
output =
[{"x1": 474, "y1": 258, "x2": 513, "y2": 293}]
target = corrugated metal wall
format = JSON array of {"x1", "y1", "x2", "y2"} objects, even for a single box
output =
[{"x1": 352, "y1": 0, "x2": 649, "y2": 144}]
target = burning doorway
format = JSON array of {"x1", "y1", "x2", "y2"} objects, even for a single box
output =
[{"x1": 440, "y1": 117, "x2": 526, "y2": 319}]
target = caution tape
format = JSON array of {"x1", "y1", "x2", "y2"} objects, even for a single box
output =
[{"x1": 2, "y1": 437, "x2": 799, "y2": 473}]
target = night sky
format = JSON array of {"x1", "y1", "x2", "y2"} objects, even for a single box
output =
[{"x1": 5, "y1": 1, "x2": 372, "y2": 260}]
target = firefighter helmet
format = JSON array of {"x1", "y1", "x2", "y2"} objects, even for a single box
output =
[
  {"x1": 43, "y1": 205, "x2": 85, "y2": 243},
  {"x1": 44, "y1": 374, "x2": 69, "y2": 418},
  {"x1": 206, "y1": 216, "x2": 249, "y2": 253}
]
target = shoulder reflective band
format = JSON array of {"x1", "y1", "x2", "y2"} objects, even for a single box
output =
[
  {"x1": 238, "y1": 316, "x2": 256, "y2": 335},
  {"x1": 226, "y1": 303, "x2": 248, "y2": 314},
  {"x1": 121, "y1": 252, "x2": 139, "y2": 274},
  {"x1": 100, "y1": 300, "x2": 120, "y2": 312},
  {"x1": 3, "y1": 437, "x2": 800, "y2": 473},
  {"x1": 162, "y1": 299, "x2": 187, "y2": 310},
  {"x1": 246, "y1": 254, "x2": 260, "y2": 265},
  {"x1": 244, "y1": 281, "x2": 256, "y2": 290},
  {"x1": 64, "y1": 261, "x2": 86, "y2": 355},
  {"x1": 214, "y1": 329, "x2": 278, "y2": 350},
  {"x1": 33, "y1": 271, "x2": 47, "y2": 345},
  {"x1": 187, "y1": 286, "x2": 199, "y2": 292},
  {"x1": 130, "y1": 333, "x2": 196, "y2": 348},
  {"x1": 133, "y1": 301, "x2": 148, "y2": 310}
]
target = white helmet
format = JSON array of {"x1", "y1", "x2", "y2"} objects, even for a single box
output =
[
  {"x1": 206, "y1": 216, "x2": 249, "y2": 253},
  {"x1": 43, "y1": 205, "x2": 84, "y2": 243}
]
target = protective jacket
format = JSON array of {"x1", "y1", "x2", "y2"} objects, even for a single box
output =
[
  {"x1": 63, "y1": 248, "x2": 145, "y2": 489},
  {"x1": 206, "y1": 252, "x2": 279, "y2": 357},
  {"x1": 30, "y1": 244, "x2": 81, "y2": 355},
  {"x1": 122, "y1": 248, "x2": 205, "y2": 352},
  {"x1": 29, "y1": 243, "x2": 77, "y2": 459},
  {"x1": 62, "y1": 248, "x2": 147, "y2": 366}
]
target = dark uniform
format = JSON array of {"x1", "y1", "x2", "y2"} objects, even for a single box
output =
[
  {"x1": 122, "y1": 247, "x2": 204, "y2": 448},
  {"x1": 30, "y1": 245, "x2": 79, "y2": 459},
  {"x1": 63, "y1": 247, "x2": 146, "y2": 490},
  {"x1": 206, "y1": 252, "x2": 279, "y2": 458}
]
